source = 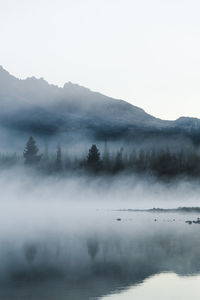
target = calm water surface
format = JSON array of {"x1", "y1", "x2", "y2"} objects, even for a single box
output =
[{"x1": 0, "y1": 208, "x2": 200, "y2": 300}]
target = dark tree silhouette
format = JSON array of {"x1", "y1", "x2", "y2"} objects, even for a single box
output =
[
  {"x1": 102, "y1": 139, "x2": 111, "y2": 171},
  {"x1": 87, "y1": 238, "x2": 99, "y2": 260},
  {"x1": 113, "y1": 147, "x2": 124, "y2": 173},
  {"x1": 43, "y1": 143, "x2": 49, "y2": 162},
  {"x1": 135, "y1": 149, "x2": 146, "y2": 172},
  {"x1": 87, "y1": 144, "x2": 101, "y2": 171},
  {"x1": 23, "y1": 136, "x2": 41, "y2": 165},
  {"x1": 55, "y1": 144, "x2": 62, "y2": 171}
]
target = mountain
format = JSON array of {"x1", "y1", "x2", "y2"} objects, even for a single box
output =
[{"x1": 0, "y1": 66, "x2": 200, "y2": 146}]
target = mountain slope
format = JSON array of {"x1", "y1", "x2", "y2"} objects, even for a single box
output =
[{"x1": 0, "y1": 66, "x2": 200, "y2": 144}]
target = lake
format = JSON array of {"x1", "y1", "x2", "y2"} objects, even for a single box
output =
[{"x1": 0, "y1": 206, "x2": 200, "y2": 300}]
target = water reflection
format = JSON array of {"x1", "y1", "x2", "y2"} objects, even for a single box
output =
[{"x1": 0, "y1": 210, "x2": 200, "y2": 299}]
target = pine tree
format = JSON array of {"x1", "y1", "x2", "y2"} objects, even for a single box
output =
[
  {"x1": 23, "y1": 136, "x2": 41, "y2": 165},
  {"x1": 55, "y1": 144, "x2": 62, "y2": 171},
  {"x1": 136, "y1": 149, "x2": 146, "y2": 172},
  {"x1": 87, "y1": 144, "x2": 101, "y2": 171},
  {"x1": 102, "y1": 139, "x2": 111, "y2": 171},
  {"x1": 129, "y1": 150, "x2": 137, "y2": 170},
  {"x1": 43, "y1": 143, "x2": 49, "y2": 162},
  {"x1": 39, "y1": 143, "x2": 50, "y2": 172},
  {"x1": 113, "y1": 147, "x2": 124, "y2": 173}
]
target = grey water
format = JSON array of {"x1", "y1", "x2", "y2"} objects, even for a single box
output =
[{"x1": 1, "y1": 205, "x2": 200, "y2": 300}]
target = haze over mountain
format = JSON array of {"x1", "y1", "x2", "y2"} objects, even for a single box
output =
[{"x1": 0, "y1": 66, "x2": 200, "y2": 147}]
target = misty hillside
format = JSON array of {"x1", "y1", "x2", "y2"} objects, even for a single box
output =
[{"x1": 0, "y1": 66, "x2": 200, "y2": 144}]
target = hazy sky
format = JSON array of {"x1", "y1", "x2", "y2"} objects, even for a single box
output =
[{"x1": 0, "y1": 0, "x2": 200, "y2": 120}]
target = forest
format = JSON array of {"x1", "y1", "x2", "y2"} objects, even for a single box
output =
[{"x1": 0, "y1": 136, "x2": 200, "y2": 180}]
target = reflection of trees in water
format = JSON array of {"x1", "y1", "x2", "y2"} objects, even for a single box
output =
[
  {"x1": 16, "y1": 228, "x2": 200, "y2": 277},
  {"x1": 87, "y1": 237, "x2": 99, "y2": 260},
  {"x1": 1, "y1": 224, "x2": 200, "y2": 299},
  {"x1": 24, "y1": 244, "x2": 37, "y2": 265}
]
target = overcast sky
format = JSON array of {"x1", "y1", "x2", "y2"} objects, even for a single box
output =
[{"x1": 0, "y1": 0, "x2": 200, "y2": 120}]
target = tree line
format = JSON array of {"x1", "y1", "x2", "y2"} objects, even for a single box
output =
[{"x1": 1, "y1": 136, "x2": 200, "y2": 179}]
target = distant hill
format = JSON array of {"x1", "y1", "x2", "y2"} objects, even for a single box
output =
[{"x1": 0, "y1": 66, "x2": 200, "y2": 146}]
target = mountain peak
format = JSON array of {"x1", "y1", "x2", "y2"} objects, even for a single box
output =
[
  {"x1": 63, "y1": 81, "x2": 91, "y2": 93},
  {"x1": 25, "y1": 76, "x2": 51, "y2": 87}
]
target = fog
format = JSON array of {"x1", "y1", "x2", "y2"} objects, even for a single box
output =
[
  {"x1": 1, "y1": 166, "x2": 200, "y2": 207},
  {"x1": 0, "y1": 166, "x2": 199, "y2": 298}
]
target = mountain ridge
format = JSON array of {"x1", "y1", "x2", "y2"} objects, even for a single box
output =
[{"x1": 0, "y1": 66, "x2": 200, "y2": 145}]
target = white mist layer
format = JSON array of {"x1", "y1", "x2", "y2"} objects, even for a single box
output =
[{"x1": 0, "y1": 167, "x2": 200, "y2": 208}]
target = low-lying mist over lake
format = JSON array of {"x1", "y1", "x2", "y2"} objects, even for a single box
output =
[
  {"x1": 0, "y1": 167, "x2": 199, "y2": 299},
  {"x1": 2, "y1": 166, "x2": 200, "y2": 207}
]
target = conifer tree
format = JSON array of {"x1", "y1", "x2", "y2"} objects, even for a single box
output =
[
  {"x1": 103, "y1": 139, "x2": 111, "y2": 171},
  {"x1": 136, "y1": 149, "x2": 146, "y2": 172},
  {"x1": 55, "y1": 144, "x2": 62, "y2": 171},
  {"x1": 87, "y1": 144, "x2": 101, "y2": 171},
  {"x1": 23, "y1": 136, "x2": 41, "y2": 165},
  {"x1": 43, "y1": 143, "x2": 49, "y2": 162},
  {"x1": 113, "y1": 147, "x2": 124, "y2": 173}
]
